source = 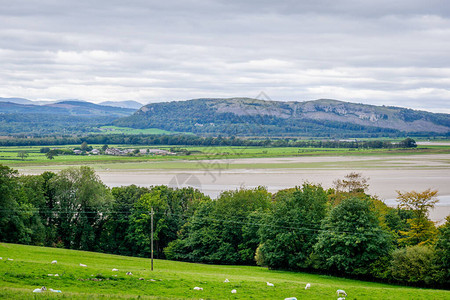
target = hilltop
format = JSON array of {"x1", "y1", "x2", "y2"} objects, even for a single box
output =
[{"x1": 114, "y1": 98, "x2": 450, "y2": 138}]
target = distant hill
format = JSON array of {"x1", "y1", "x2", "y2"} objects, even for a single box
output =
[
  {"x1": 99, "y1": 100, "x2": 143, "y2": 109},
  {"x1": 0, "y1": 97, "x2": 35, "y2": 105},
  {"x1": 0, "y1": 97, "x2": 143, "y2": 110},
  {"x1": 114, "y1": 98, "x2": 450, "y2": 138},
  {"x1": 0, "y1": 100, "x2": 135, "y2": 117},
  {"x1": 0, "y1": 100, "x2": 137, "y2": 136}
]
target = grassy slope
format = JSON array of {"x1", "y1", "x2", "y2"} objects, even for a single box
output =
[{"x1": 0, "y1": 243, "x2": 448, "y2": 299}]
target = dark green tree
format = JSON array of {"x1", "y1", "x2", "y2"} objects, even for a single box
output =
[
  {"x1": 17, "y1": 151, "x2": 29, "y2": 160},
  {"x1": 390, "y1": 245, "x2": 435, "y2": 285},
  {"x1": 0, "y1": 165, "x2": 22, "y2": 242},
  {"x1": 399, "y1": 138, "x2": 417, "y2": 148},
  {"x1": 45, "y1": 150, "x2": 57, "y2": 160},
  {"x1": 257, "y1": 183, "x2": 328, "y2": 270},
  {"x1": 165, "y1": 187, "x2": 271, "y2": 264},
  {"x1": 433, "y1": 216, "x2": 450, "y2": 285},
  {"x1": 313, "y1": 197, "x2": 392, "y2": 276},
  {"x1": 50, "y1": 166, "x2": 113, "y2": 251},
  {"x1": 128, "y1": 186, "x2": 209, "y2": 258},
  {"x1": 99, "y1": 185, "x2": 150, "y2": 255}
]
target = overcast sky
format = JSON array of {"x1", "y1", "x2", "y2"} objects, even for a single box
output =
[{"x1": 1, "y1": 0, "x2": 449, "y2": 112}]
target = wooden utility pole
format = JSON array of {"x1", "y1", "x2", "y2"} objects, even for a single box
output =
[{"x1": 151, "y1": 207, "x2": 154, "y2": 271}]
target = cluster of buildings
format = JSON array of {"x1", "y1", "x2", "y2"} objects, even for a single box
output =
[
  {"x1": 104, "y1": 148, "x2": 175, "y2": 156},
  {"x1": 72, "y1": 148, "x2": 175, "y2": 156}
]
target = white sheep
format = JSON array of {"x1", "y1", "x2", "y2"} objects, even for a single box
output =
[
  {"x1": 267, "y1": 282, "x2": 274, "y2": 286},
  {"x1": 193, "y1": 287, "x2": 203, "y2": 291},
  {"x1": 231, "y1": 289, "x2": 237, "y2": 293},
  {"x1": 79, "y1": 263, "x2": 87, "y2": 267},
  {"x1": 33, "y1": 286, "x2": 47, "y2": 293},
  {"x1": 49, "y1": 288, "x2": 62, "y2": 293},
  {"x1": 51, "y1": 260, "x2": 57, "y2": 264},
  {"x1": 337, "y1": 289, "x2": 347, "y2": 297},
  {"x1": 54, "y1": 274, "x2": 59, "y2": 277},
  {"x1": 7, "y1": 258, "x2": 13, "y2": 261},
  {"x1": 305, "y1": 283, "x2": 311, "y2": 289},
  {"x1": 224, "y1": 278, "x2": 229, "y2": 283},
  {"x1": 112, "y1": 268, "x2": 119, "y2": 271},
  {"x1": 126, "y1": 272, "x2": 133, "y2": 275}
]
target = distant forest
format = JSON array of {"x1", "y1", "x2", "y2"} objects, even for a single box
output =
[{"x1": 0, "y1": 134, "x2": 418, "y2": 149}]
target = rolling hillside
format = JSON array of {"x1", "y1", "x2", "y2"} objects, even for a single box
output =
[
  {"x1": 114, "y1": 98, "x2": 450, "y2": 138},
  {"x1": 0, "y1": 243, "x2": 448, "y2": 299}
]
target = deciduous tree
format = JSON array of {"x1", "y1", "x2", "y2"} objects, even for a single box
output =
[
  {"x1": 257, "y1": 183, "x2": 328, "y2": 270},
  {"x1": 396, "y1": 189, "x2": 438, "y2": 246},
  {"x1": 50, "y1": 166, "x2": 112, "y2": 250},
  {"x1": 313, "y1": 197, "x2": 392, "y2": 275}
]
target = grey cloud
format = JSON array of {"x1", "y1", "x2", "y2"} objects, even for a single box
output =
[{"x1": 0, "y1": 0, "x2": 449, "y2": 113}]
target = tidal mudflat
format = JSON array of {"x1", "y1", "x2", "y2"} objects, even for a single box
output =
[{"x1": 19, "y1": 154, "x2": 450, "y2": 223}]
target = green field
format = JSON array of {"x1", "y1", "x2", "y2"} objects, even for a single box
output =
[
  {"x1": 0, "y1": 243, "x2": 448, "y2": 299},
  {"x1": 1, "y1": 144, "x2": 450, "y2": 168}
]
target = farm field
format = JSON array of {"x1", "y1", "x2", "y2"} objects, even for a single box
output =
[
  {"x1": 0, "y1": 243, "x2": 448, "y2": 299},
  {"x1": 1, "y1": 143, "x2": 450, "y2": 167}
]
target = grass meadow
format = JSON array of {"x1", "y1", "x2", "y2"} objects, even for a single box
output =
[
  {"x1": 0, "y1": 243, "x2": 448, "y2": 299},
  {"x1": 1, "y1": 143, "x2": 450, "y2": 168}
]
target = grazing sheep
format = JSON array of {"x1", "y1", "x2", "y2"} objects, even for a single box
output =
[
  {"x1": 112, "y1": 268, "x2": 119, "y2": 271},
  {"x1": 224, "y1": 278, "x2": 230, "y2": 283},
  {"x1": 49, "y1": 288, "x2": 62, "y2": 293},
  {"x1": 54, "y1": 274, "x2": 59, "y2": 277},
  {"x1": 305, "y1": 283, "x2": 311, "y2": 289},
  {"x1": 51, "y1": 260, "x2": 57, "y2": 264},
  {"x1": 79, "y1": 263, "x2": 87, "y2": 267},
  {"x1": 193, "y1": 287, "x2": 203, "y2": 291},
  {"x1": 33, "y1": 286, "x2": 47, "y2": 293},
  {"x1": 267, "y1": 282, "x2": 274, "y2": 287},
  {"x1": 139, "y1": 278, "x2": 144, "y2": 280},
  {"x1": 231, "y1": 289, "x2": 237, "y2": 293},
  {"x1": 7, "y1": 258, "x2": 13, "y2": 261},
  {"x1": 126, "y1": 272, "x2": 133, "y2": 275},
  {"x1": 337, "y1": 289, "x2": 347, "y2": 297}
]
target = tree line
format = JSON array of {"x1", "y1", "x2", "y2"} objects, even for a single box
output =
[
  {"x1": 0, "y1": 134, "x2": 418, "y2": 150},
  {"x1": 0, "y1": 165, "x2": 447, "y2": 288}
]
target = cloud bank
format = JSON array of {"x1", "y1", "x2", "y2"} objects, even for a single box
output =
[{"x1": 0, "y1": 0, "x2": 449, "y2": 112}]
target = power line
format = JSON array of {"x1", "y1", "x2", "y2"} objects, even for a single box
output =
[{"x1": 0, "y1": 208, "x2": 388, "y2": 238}]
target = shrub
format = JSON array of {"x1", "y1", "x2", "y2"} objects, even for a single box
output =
[{"x1": 390, "y1": 245, "x2": 435, "y2": 285}]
